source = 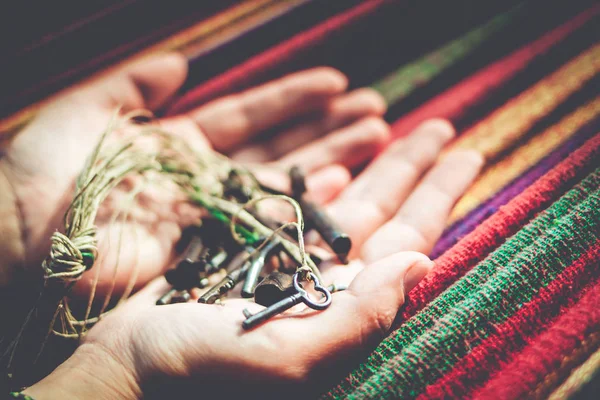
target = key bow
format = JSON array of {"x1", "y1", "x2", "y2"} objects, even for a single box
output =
[{"x1": 294, "y1": 272, "x2": 332, "y2": 311}]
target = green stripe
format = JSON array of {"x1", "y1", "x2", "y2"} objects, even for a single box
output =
[
  {"x1": 325, "y1": 170, "x2": 600, "y2": 399},
  {"x1": 371, "y1": 5, "x2": 521, "y2": 104},
  {"x1": 353, "y1": 188, "x2": 600, "y2": 399}
]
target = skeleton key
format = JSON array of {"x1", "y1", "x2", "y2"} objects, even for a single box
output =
[
  {"x1": 241, "y1": 239, "x2": 281, "y2": 298},
  {"x1": 198, "y1": 260, "x2": 250, "y2": 304},
  {"x1": 254, "y1": 271, "x2": 295, "y2": 306},
  {"x1": 242, "y1": 272, "x2": 332, "y2": 330},
  {"x1": 197, "y1": 246, "x2": 255, "y2": 304},
  {"x1": 289, "y1": 165, "x2": 352, "y2": 264},
  {"x1": 157, "y1": 288, "x2": 188, "y2": 305}
]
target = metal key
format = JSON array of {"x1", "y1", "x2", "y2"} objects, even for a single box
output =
[
  {"x1": 254, "y1": 271, "x2": 295, "y2": 307},
  {"x1": 242, "y1": 272, "x2": 332, "y2": 330},
  {"x1": 197, "y1": 247, "x2": 255, "y2": 304},
  {"x1": 289, "y1": 165, "x2": 352, "y2": 264},
  {"x1": 241, "y1": 240, "x2": 281, "y2": 298},
  {"x1": 198, "y1": 261, "x2": 250, "y2": 304}
]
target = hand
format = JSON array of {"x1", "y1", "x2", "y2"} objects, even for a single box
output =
[
  {"x1": 0, "y1": 53, "x2": 389, "y2": 299},
  {"x1": 23, "y1": 120, "x2": 483, "y2": 399}
]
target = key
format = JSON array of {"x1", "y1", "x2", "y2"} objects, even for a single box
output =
[
  {"x1": 289, "y1": 165, "x2": 307, "y2": 197},
  {"x1": 159, "y1": 232, "x2": 209, "y2": 304},
  {"x1": 156, "y1": 288, "x2": 191, "y2": 305},
  {"x1": 242, "y1": 272, "x2": 332, "y2": 330},
  {"x1": 203, "y1": 249, "x2": 229, "y2": 275},
  {"x1": 223, "y1": 169, "x2": 252, "y2": 202},
  {"x1": 241, "y1": 240, "x2": 281, "y2": 298},
  {"x1": 162, "y1": 219, "x2": 230, "y2": 305},
  {"x1": 198, "y1": 248, "x2": 254, "y2": 304},
  {"x1": 254, "y1": 271, "x2": 295, "y2": 307},
  {"x1": 289, "y1": 166, "x2": 352, "y2": 264},
  {"x1": 198, "y1": 262, "x2": 250, "y2": 304},
  {"x1": 300, "y1": 199, "x2": 352, "y2": 264}
]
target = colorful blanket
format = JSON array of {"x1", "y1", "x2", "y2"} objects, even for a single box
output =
[{"x1": 2, "y1": 1, "x2": 598, "y2": 398}]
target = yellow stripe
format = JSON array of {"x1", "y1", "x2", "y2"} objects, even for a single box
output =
[
  {"x1": 548, "y1": 345, "x2": 600, "y2": 400},
  {"x1": 448, "y1": 96, "x2": 600, "y2": 223},
  {"x1": 179, "y1": 0, "x2": 307, "y2": 57},
  {"x1": 0, "y1": 0, "x2": 293, "y2": 136},
  {"x1": 449, "y1": 44, "x2": 600, "y2": 160}
]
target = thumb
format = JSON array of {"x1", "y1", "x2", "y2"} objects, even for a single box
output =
[
  {"x1": 279, "y1": 251, "x2": 433, "y2": 394},
  {"x1": 90, "y1": 52, "x2": 188, "y2": 111},
  {"x1": 347, "y1": 251, "x2": 434, "y2": 306},
  {"x1": 302, "y1": 252, "x2": 433, "y2": 353}
]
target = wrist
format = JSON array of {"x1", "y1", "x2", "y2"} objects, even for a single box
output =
[
  {"x1": 22, "y1": 343, "x2": 141, "y2": 400},
  {"x1": 0, "y1": 160, "x2": 26, "y2": 287}
]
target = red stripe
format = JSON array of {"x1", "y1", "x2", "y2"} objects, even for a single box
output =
[
  {"x1": 166, "y1": 0, "x2": 385, "y2": 115},
  {"x1": 416, "y1": 241, "x2": 600, "y2": 399},
  {"x1": 390, "y1": 5, "x2": 600, "y2": 138},
  {"x1": 472, "y1": 275, "x2": 600, "y2": 399},
  {"x1": 397, "y1": 134, "x2": 600, "y2": 323}
]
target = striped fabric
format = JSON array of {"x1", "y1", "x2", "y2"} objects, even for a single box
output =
[
  {"x1": 165, "y1": 0, "x2": 386, "y2": 115},
  {"x1": 3, "y1": 1, "x2": 599, "y2": 398},
  {"x1": 371, "y1": 6, "x2": 521, "y2": 104},
  {"x1": 548, "y1": 346, "x2": 600, "y2": 400},
  {"x1": 447, "y1": 44, "x2": 599, "y2": 162},
  {"x1": 328, "y1": 171, "x2": 600, "y2": 399},
  {"x1": 473, "y1": 279, "x2": 600, "y2": 399},
  {"x1": 0, "y1": 0, "x2": 318, "y2": 136},
  {"x1": 388, "y1": 4, "x2": 600, "y2": 138},
  {"x1": 447, "y1": 98, "x2": 600, "y2": 231}
]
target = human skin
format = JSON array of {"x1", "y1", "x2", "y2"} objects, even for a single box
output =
[
  {"x1": 0, "y1": 53, "x2": 389, "y2": 296},
  {"x1": 0, "y1": 53, "x2": 482, "y2": 399}
]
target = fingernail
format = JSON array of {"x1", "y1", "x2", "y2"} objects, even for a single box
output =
[{"x1": 404, "y1": 259, "x2": 435, "y2": 293}]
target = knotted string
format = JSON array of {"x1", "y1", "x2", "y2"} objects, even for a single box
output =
[{"x1": 37, "y1": 108, "x2": 316, "y2": 339}]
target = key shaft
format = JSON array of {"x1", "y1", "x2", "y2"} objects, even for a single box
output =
[
  {"x1": 241, "y1": 240, "x2": 280, "y2": 298},
  {"x1": 242, "y1": 292, "x2": 303, "y2": 330}
]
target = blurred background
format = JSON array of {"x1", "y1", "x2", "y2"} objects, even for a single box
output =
[{"x1": 3, "y1": 0, "x2": 594, "y2": 137}]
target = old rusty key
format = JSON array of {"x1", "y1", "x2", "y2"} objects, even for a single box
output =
[{"x1": 242, "y1": 272, "x2": 332, "y2": 330}]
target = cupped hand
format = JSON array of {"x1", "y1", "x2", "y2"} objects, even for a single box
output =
[
  {"x1": 0, "y1": 53, "x2": 390, "y2": 299},
  {"x1": 24, "y1": 119, "x2": 483, "y2": 399}
]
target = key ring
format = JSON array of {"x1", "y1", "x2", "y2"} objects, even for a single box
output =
[{"x1": 293, "y1": 272, "x2": 332, "y2": 310}]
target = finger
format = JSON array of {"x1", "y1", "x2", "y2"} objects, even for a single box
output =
[
  {"x1": 252, "y1": 164, "x2": 351, "y2": 205},
  {"x1": 89, "y1": 53, "x2": 188, "y2": 111},
  {"x1": 278, "y1": 116, "x2": 391, "y2": 172},
  {"x1": 305, "y1": 165, "x2": 352, "y2": 204},
  {"x1": 188, "y1": 67, "x2": 348, "y2": 151},
  {"x1": 118, "y1": 253, "x2": 432, "y2": 395},
  {"x1": 326, "y1": 119, "x2": 455, "y2": 249},
  {"x1": 361, "y1": 150, "x2": 484, "y2": 263},
  {"x1": 232, "y1": 88, "x2": 387, "y2": 162},
  {"x1": 282, "y1": 252, "x2": 434, "y2": 384},
  {"x1": 158, "y1": 115, "x2": 212, "y2": 152}
]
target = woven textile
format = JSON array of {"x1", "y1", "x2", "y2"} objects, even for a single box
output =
[
  {"x1": 2, "y1": 1, "x2": 599, "y2": 398},
  {"x1": 389, "y1": 4, "x2": 600, "y2": 138},
  {"x1": 548, "y1": 346, "x2": 600, "y2": 400},
  {"x1": 448, "y1": 96, "x2": 600, "y2": 226},
  {"x1": 327, "y1": 170, "x2": 600, "y2": 399},
  {"x1": 371, "y1": 6, "x2": 520, "y2": 104}
]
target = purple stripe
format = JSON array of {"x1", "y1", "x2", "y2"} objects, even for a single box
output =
[{"x1": 431, "y1": 117, "x2": 600, "y2": 259}]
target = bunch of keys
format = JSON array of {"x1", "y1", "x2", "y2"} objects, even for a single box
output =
[
  {"x1": 156, "y1": 165, "x2": 351, "y2": 330},
  {"x1": 157, "y1": 221, "x2": 233, "y2": 305}
]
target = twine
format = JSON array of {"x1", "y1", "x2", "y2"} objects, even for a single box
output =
[{"x1": 35, "y1": 108, "x2": 315, "y2": 339}]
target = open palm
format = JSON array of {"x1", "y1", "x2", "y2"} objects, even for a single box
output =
[
  {"x1": 0, "y1": 54, "x2": 391, "y2": 301},
  {"x1": 34, "y1": 119, "x2": 484, "y2": 399}
]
